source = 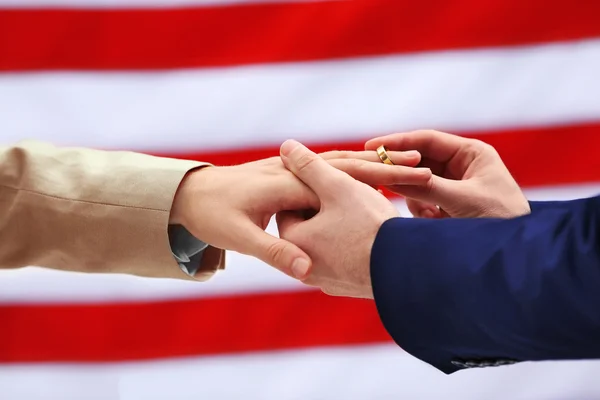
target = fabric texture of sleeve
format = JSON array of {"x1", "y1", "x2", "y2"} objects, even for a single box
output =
[
  {"x1": 0, "y1": 140, "x2": 224, "y2": 280},
  {"x1": 370, "y1": 196, "x2": 600, "y2": 374}
]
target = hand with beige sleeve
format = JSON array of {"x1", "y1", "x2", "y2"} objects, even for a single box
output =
[{"x1": 0, "y1": 140, "x2": 431, "y2": 281}]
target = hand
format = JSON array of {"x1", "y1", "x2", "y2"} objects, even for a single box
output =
[
  {"x1": 276, "y1": 140, "x2": 400, "y2": 298},
  {"x1": 365, "y1": 130, "x2": 530, "y2": 219},
  {"x1": 170, "y1": 151, "x2": 427, "y2": 277}
]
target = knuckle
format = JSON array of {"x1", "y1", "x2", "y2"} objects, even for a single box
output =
[
  {"x1": 465, "y1": 138, "x2": 500, "y2": 160},
  {"x1": 420, "y1": 129, "x2": 445, "y2": 138},
  {"x1": 295, "y1": 152, "x2": 319, "y2": 173},
  {"x1": 386, "y1": 165, "x2": 408, "y2": 183},
  {"x1": 481, "y1": 141, "x2": 500, "y2": 157},
  {"x1": 320, "y1": 150, "x2": 340, "y2": 160},
  {"x1": 265, "y1": 240, "x2": 288, "y2": 264},
  {"x1": 330, "y1": 150, "x2": 350, "y2": 159},
  {"x1": 346, "y1": 158, "x2": 365, "y2": 172},
  {"x1": 462, "y1": 138, "x2": 486, "y2": 156},
  {"x1": 424, "y1": 175, "x2": 436, "y2": 197},
  {"x1": 465, "y1": 138, "x2": 486, "y2": 151},
  {"x1": 383, "y1": 165, "x2": 412, "y2": 185}
]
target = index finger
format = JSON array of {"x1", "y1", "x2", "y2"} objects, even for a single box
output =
[
  {"x1": 365, "y1": 130, "x2": 468, "y2": 163},
  {"x1": 320, "y1": 149, "x2": 422, "y2": 167},
  {"x1": 327, "y1": 159, "x2": 432, "y2": 187}
]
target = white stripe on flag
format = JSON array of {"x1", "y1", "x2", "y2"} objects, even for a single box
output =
[
  {"x1": 1, "y1": 39, "x2": 600, "y2": 151},
  {"x1": 1, "y1": 344, "x2": 600, "y2": 400}
]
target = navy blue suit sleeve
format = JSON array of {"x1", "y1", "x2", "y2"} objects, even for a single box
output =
[
  {"x1": 528, "y1": 200, "x2": 571, "y2": 212},
  {"x1": 370, "y1": 196, "x2": 600, "y2": 374}
]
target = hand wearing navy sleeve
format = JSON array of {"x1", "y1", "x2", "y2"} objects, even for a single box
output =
[{"x1": 278, "y1": 130, "x2": 600, "y2": 374}]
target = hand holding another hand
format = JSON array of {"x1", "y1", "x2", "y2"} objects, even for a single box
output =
[
  {"x1": 168, "y1": 129, "x2": 528, "y2": 300},
  {"x1": 170, "y1": 149, "x2": 429, "y2": 279},
  {"x1": 366, "y1": 130, "x2": 530, "y2": 219},
  {"x1": 272, "y1": 131, "x2": 530, "y2": 298},
  {"x1": 277, "y1": 140, "x2": 400, "y2": 298}
]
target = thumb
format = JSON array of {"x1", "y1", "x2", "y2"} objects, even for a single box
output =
[
  {"x1": 240, "y1": 221, "x2": 312, "y2": 280},
  {"x1": 280, "y1": 139, "x2": 348, "y2": 200}
]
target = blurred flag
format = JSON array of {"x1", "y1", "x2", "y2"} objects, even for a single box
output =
[{"x1": 1, "y1": 1, "x2": 600, "y2": 399}]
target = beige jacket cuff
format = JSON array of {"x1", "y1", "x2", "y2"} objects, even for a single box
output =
[{"x1": 0, "y1": 140, "x2": 224, "y2": 280}]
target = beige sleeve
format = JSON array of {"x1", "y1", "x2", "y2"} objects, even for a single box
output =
[{"x1": 0, "y1": 140, "x2": 224, "y2": 280}]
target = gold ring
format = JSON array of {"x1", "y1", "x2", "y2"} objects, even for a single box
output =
[{"x1": 376, "y1": 145, "x2": 395, "y2": 165}]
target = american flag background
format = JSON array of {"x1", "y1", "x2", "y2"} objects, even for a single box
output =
[{"x1": 1, "y1": 0, "x2": 600, "y2": 399}]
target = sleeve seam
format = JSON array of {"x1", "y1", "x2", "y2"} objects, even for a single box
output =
[{"x1": 0, "y1": 183, "x2": 169, "y2": 213}]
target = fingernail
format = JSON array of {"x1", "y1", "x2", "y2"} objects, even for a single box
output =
[
  {"x1": 280, "y1": 139, "x2": 301, "y2": 158},
  {"x1": 291, "y1": 258, "x2": 310, "y2": 279},
  {"x1": 403, "y1": 150, "x2": 420, "y2": 158},
  {"x1": 364, "y1": 139, "x2": 375, "y2": 150}
]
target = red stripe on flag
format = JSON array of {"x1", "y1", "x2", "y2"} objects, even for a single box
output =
[
  {"x1": 155, "y1": 123, "x2": 600, "y2": 190},
  {"x1": 1, "y1": 0, "x2": 600, "y2": 71},
  {"x1": 0, "y1": 290, "x2": 389, "y2": 362}
]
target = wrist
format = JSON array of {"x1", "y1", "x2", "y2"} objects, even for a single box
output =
[{"x1": 170, "y1": 166, "x2": 214, "y2": 226}]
